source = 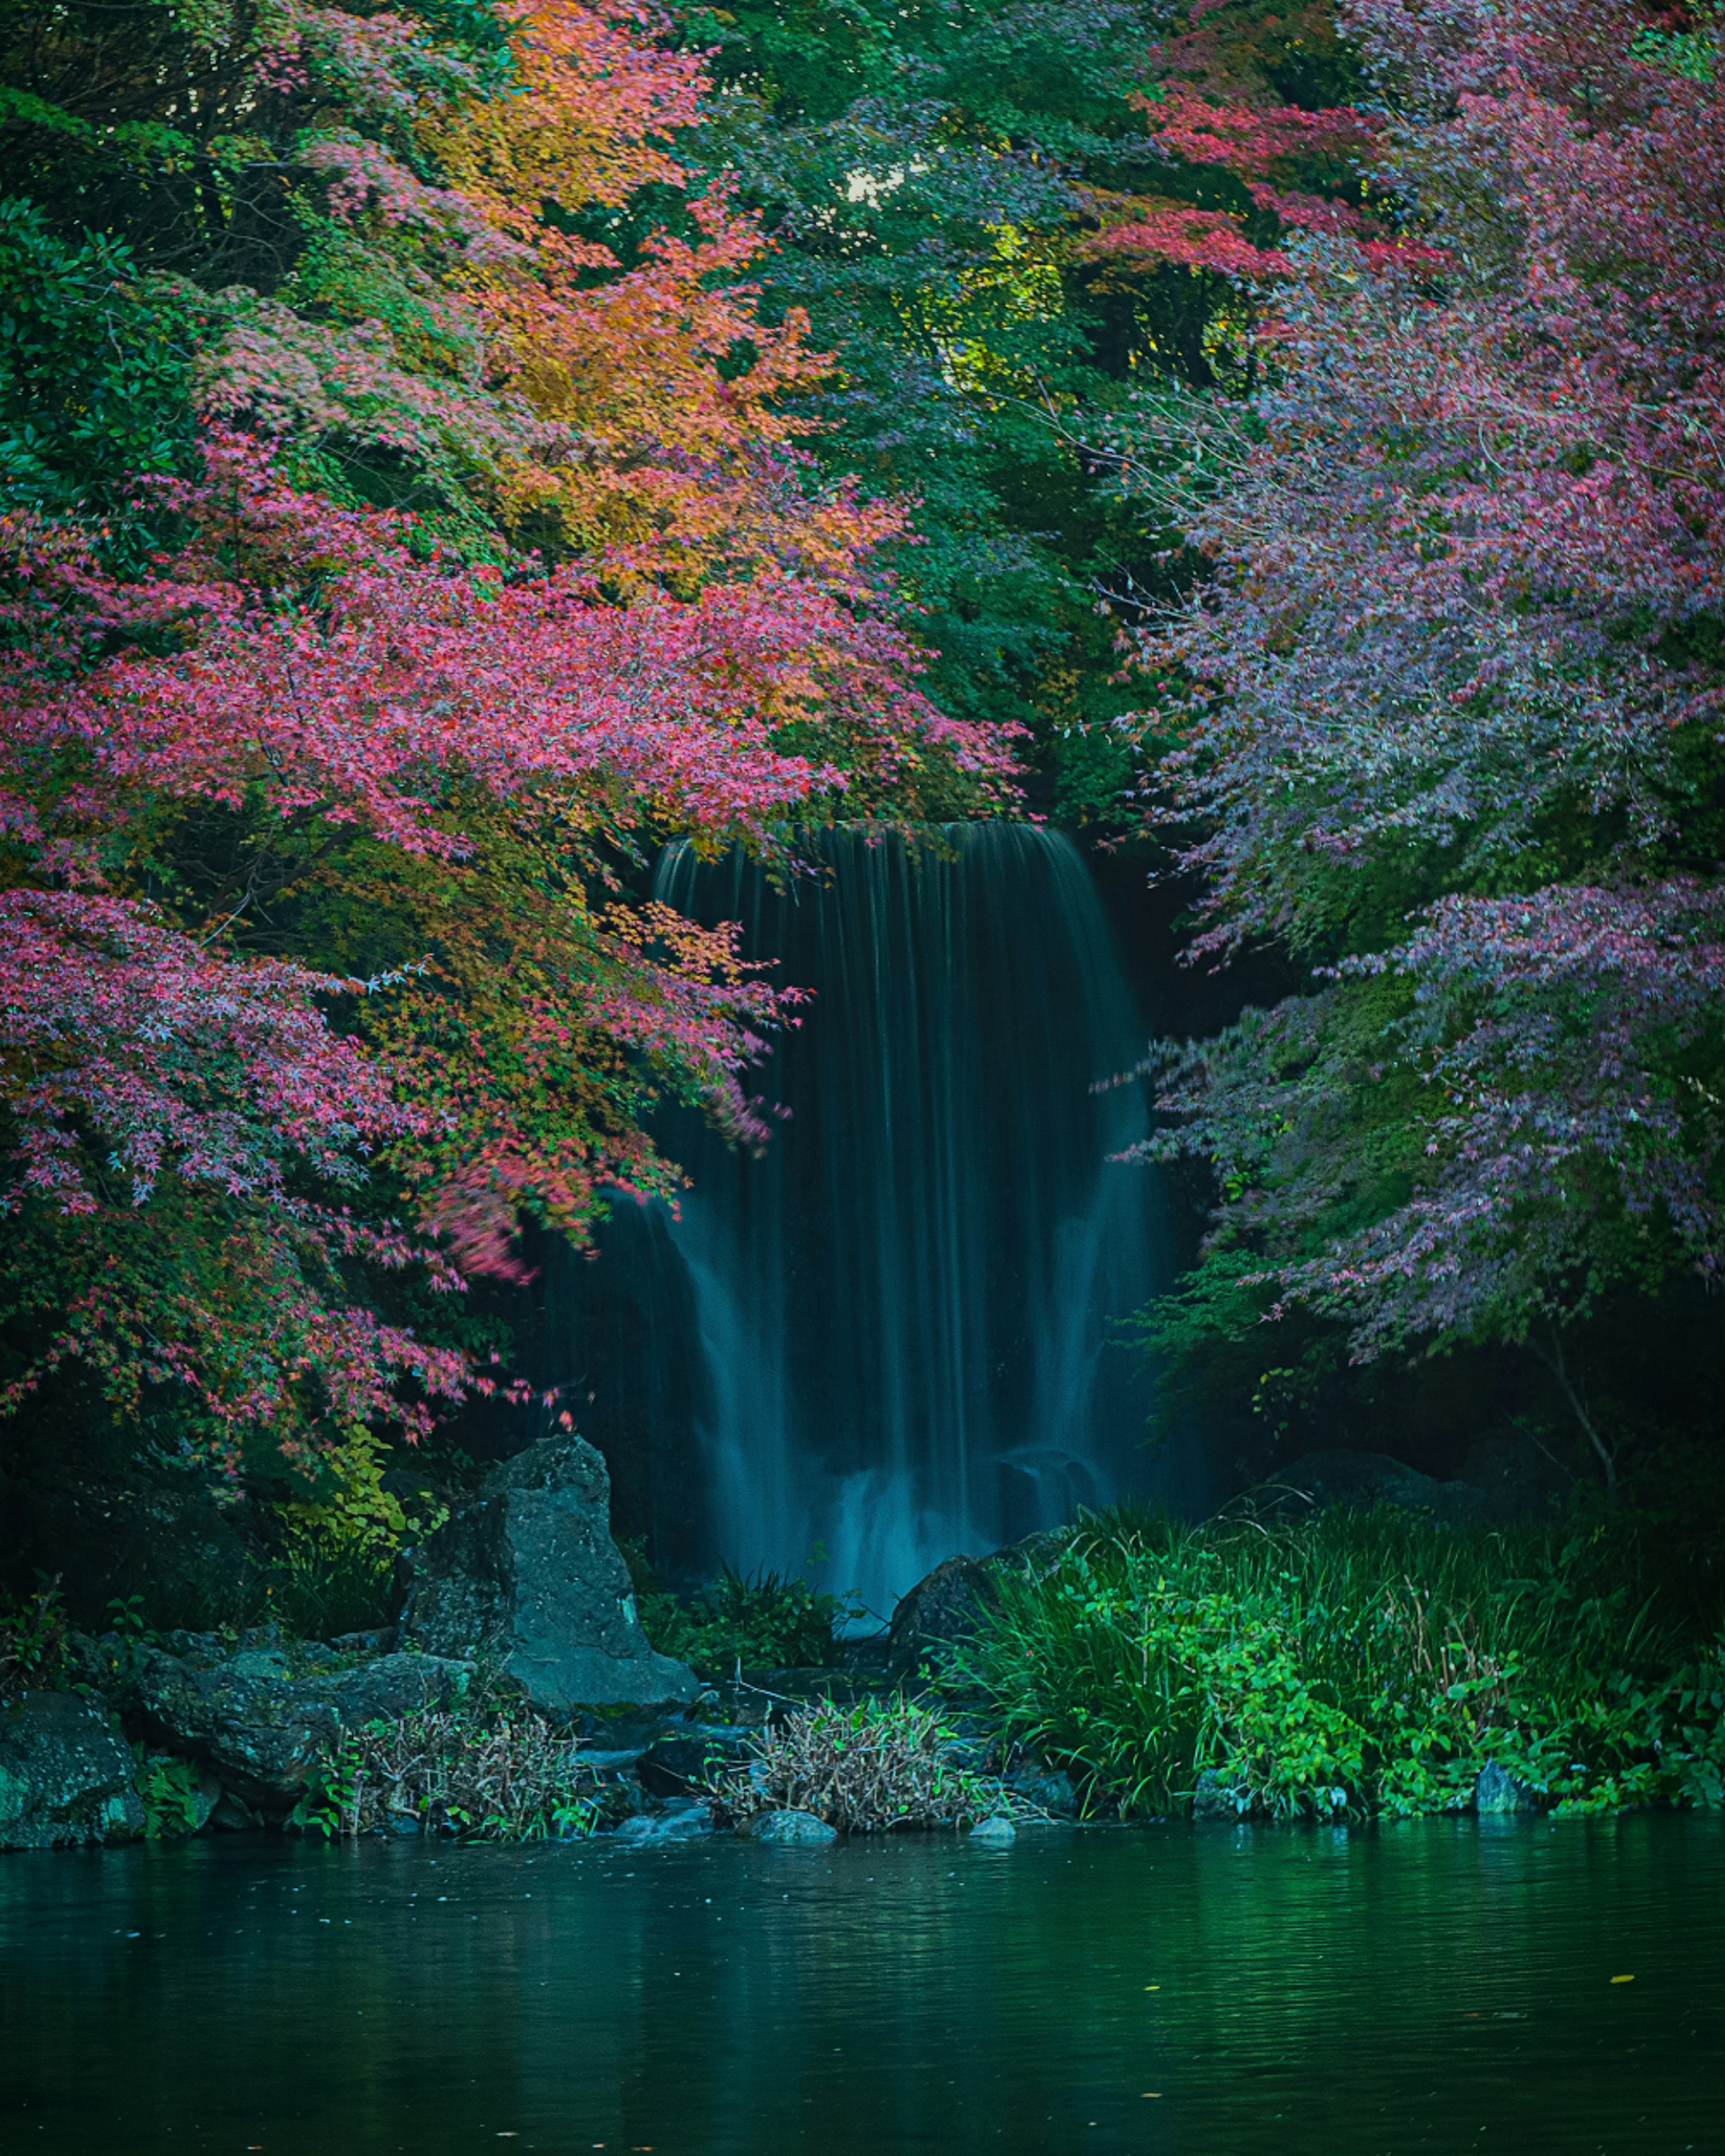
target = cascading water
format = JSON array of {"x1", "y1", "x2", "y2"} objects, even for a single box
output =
[{"x1": 549, "y1": 823, "x2": 1202, "y2": 1621}]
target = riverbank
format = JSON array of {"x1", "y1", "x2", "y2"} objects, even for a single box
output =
[{"x1": 6, "y1": 1521, "x2": 1721, "y2": 1852}]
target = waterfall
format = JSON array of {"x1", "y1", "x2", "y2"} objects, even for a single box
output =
[{"x1": 550, "y1": 823, "x2": 1199, "y2": 1621}]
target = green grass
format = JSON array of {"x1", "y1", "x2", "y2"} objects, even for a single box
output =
[
  {"x1": 636, "y1": 1563, "x2": 854, "y2": 1677},
  {"x1": 958, "y1": 1507, "x2": 1725, "y2": 1820}
]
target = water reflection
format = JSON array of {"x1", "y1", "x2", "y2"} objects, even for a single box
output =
[{"x1": 0, "y1": 1817, "x2": 1718, "y2": 2154}]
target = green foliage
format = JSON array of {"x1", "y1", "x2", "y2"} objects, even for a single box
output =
[
  {"x1": 0, "y1": 1577, "x2": 69, "y2": 1699},
  {"x1": 132, "y1": 1746, "x2": 208, "y2": 1838},
  {"x1": 0, "y1": 196, "x2": 202, "y2": 532},
  {"x1": 684, "y1": 0, "x2": 1191, "y2": 808},
  {"x1": 711, "y1": 1692, "x2": 1005, "y2": 1833},
  {"x1": 292, "y1": 1701, "x2": 600, "y2": 1841},
  {"x1": 959, "y1": 1506, "x2": 1725, "y2": 1821},
  {"x1": 267, "y1": 1429, "x2": 447, "y2": 1639},
  {"x1": 1631, "y1": 4, "x2": 1719, "y2": 81},
  {"x1": 637, "y1": 1561, "x2": 852, "y2": 1674}
]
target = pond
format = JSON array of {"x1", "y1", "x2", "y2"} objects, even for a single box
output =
[{"x1": 1, "y1": 1816, "x2": 1719, "y2": 2155}]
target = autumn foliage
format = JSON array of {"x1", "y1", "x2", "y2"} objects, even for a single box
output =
[
  {"x1": 0, "y1": 0, "x2": 1018, "y2": 1459},
  {"x1": 1109, "y1": 0, "x2": 1725, "y2": 1467}
]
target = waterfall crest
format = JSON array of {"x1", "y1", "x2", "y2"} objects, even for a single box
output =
[{"x1": 554, "y1": 823, "x2": 1196, "y2": 1621}]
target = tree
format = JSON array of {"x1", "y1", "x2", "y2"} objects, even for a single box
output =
[
  {"x1": 1105, "y1": 0, "x2": 1725, "y2": 1482},
  {"x1": 0, "y1": 1, "x2": 1018, "y2": 1462}
]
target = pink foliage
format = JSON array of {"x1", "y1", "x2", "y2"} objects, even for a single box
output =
[
  {"x1": 1116, "y1": 0, "x2": 1725, "y2": 1351},
  {"x1": 0, "y1": 428, "x2": 1011, "y2": 1436}
]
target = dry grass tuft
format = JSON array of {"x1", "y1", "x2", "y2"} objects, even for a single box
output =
[
  {"x1": 296, "y1": 1706, "x2": 601, "y2": 1841},
  {"x1": 712, "y1": 1694, "x2": 1006, "y2": 1833}
]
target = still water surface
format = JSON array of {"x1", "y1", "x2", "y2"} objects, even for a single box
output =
[{"x1": 1, "y1": 1816, "x2": 1719, "y2": 2156}]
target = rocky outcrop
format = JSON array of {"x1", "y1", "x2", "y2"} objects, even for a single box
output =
[
  {"x1": 0, "y1": 1692, "x2": 143, "y2": 1849},
  {"x1": 612, "y1": 1798, "x2": 715, "y2": 1843},
  {"x1": 1241, "y1": 1441, "x2": 1572, "y2": 1527},
  {"x1": 1475, "y1": 1760, "x2": 1541, "y2": 1814},
  {"x1": 637, "y1": 1725, "x2": 757, "y2": 1798},
  {"x1": 886, "y1": 1530, "x2": 1073, "y2": 1675},
  {"x1": 1242, "y1": 1450, "x2": 1501, "y2": 1526},
  {"x1": 886, "y1": 1554, "x2": 994, "y2": 1673},
  {"x1": 115, "y1": 1636, "x2": 475, "y2": 1811},
  {"x1": 736, "y1": 1807, "x2": 836, "y2": 1845},
  {"x1": 401, "y1": 1434, "x2": 697, "y2": 1713},
  {"x1": 1002, "y1": 1761, "x2": 1078, "y2": 1817},
  {"x1": 1191, "y1": 1768, "x2": 1250, "y2": 1821}
]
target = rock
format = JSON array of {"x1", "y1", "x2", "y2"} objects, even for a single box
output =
[
  {"x1": 208, "y1": 1790, "x2": 258, "y2": 1833},
  {"x1": 1003, "y1": 1763, "x2": 1078, "y2": 1817},
  {"x1": 401, "y1": 1435, "x2": 697, "y2": 1714},
  {"x1": 1192, "y1": 1769, "x2": 1248, "y2": 1822},
  {"x1": 736, "y1": 1807, "x2": 837, "y2": 1845},
  {"x1": 1459, "y1": 1434, "x2": 1574, "y2": 1523},
  {"x1": 124, "y1": 1644, "x2": 474, "y2": 1810},
  {"x1": 638, "y1": 1726, "x2": 756, "y2": 1797},
  {"x1": 887, "y1": 1555, "x2": 995, "y2": 1674},
  {"x1": 936, "y1": 1733, "x2": 994, "y2": 1773},
  {"x1": 0, "y1": 1451, "x2": 261, "y2": 1638},
  {"x1": 331, "y1": 1628, "x2": 397, "y2": 1657},
  {"x1": 838, "y1": 1634, "x2": 894, "y2": 1675},
  {"x1": 969, "y1": 1815, "x2": 1016, "y2": 1844},
  {"x1": 612, "y1": 1799, "x2": 714, "y2": 1844},
  {"x1": 1243, "y1": 1450, "x2": 1502, "y2": 1528},
  {"x1": 0, "y1": 1692, "x2": 144, "y2": 1849},
  {"x1": 984, "y1": 1528, "x2": 1072, "y2": 1581},
  {"x1": 1475, "y1": 1760, "x2": 1540, "y2": 1815},
  {"x1": 158, "y1": 1630, "x2": 224, "y2": 1664}
]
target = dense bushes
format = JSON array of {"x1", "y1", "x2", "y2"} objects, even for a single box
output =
[
  {"x1": 960, "y1": 1509, "x2": 1725, "y2": 1821},
  {"x1": 634, "y1": 1559, "x2": 851, "y2": 1676}
]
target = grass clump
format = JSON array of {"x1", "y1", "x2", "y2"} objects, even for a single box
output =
[
  {"x1": 636, "y1": 1561, "x2": 853, "y2": 1676},
  {"x1": 959, "y1": 1507, "x2": 1725, "y2": 1821},
  {"x1": 293, "y1": 1705, "x2": 600, "y2": 1842},
  {"x1": 712, "y1": 1695, "x2": 1004, "y2": 1833}
]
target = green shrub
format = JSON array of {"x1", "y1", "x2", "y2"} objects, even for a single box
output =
[
  {"x1": 133, "y1": 1749, "x2": 208, "y2": 1839},
  {"x1": 638, "y1": 1564, "x2": 852, "y2": 1675},
  {"x1": 267, "y1": 1429, "x2": 447, "y2": 1639},
  {"x1": 710, "y1": 1695, "x2": 1004, "y2": 1833},
  {"x1": 958, "y1": 1507, "x2": 1725, "y2": 1821},
  {"x1": 0, "y1": 1580, "x2": 69, "y2": 1700},
  {"x1": 292, "y1": 1704, "x2": 600, "y2": 1842}
]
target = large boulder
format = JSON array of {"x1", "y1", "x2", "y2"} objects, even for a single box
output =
[
  {"x1": 1242, "y1": 1444, "x2": 1573, "y2": 1528},
  {"x1": 0, "y1": 1692, "x2": 143, "y2": 1849},
  {"x1": 401, "y1": 1435, "x2": 697, "y2": 1713},
  {"x1": 886, "y1": 1554, "x2": 994, "y2": 1674},
  {"x1": 887, "y1": 1531, "x2": 1073, "y2": 1676},
  {"x1": 1243, "y1": 1449, "x2": 1499, "y2": 1527},
  {"x1": 120, "y1": 1640, "x2": 474, "y2": 1811}
]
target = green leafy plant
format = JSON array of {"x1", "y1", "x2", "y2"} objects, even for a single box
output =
[
  {"x1": 269, "y1": 1429, "x2": 448, "y2": 1639},
  {"x1": 0, "y1": 1579, "x2": 70, "y2": 1700},
  {"x1": 710, "y1": 1694, "x2": 1006, "y2": 1834},
  {"x1": 638, "y1": 1563, "x2": 853, "y2": 1676},
  {"x1": 959, "y1": 1507, "x2": 1725, "y2": 1821},
  {"x1": 132, "y1": 1748, "x2": 208, "y2": 1838},
  {"x1": 292, "y1": 1705, "x2": 600, "y2": 1842}
]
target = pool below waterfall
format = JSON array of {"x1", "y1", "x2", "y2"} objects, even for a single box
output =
[{"x1": 2, "y1": 1815, "x2": 1719, "y2": 2155}]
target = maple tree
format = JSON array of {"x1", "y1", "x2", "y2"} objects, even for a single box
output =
[
  {"x1": 1101, "y1": 0, "x2": 1725, "y2": 1482},
  {"x1": 0, "y1": 0, "x2": 1018, "y2": 1461}
]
